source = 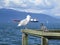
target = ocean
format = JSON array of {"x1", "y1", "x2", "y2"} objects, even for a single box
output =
[{"x1": 0, "y1": 22, "x2": 60, "y2": 45}]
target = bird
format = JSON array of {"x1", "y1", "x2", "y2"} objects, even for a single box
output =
[
  {"x1": 40, "y1": 23, "x2": 48, "y2": 32},
  {"x1": 17, "y1": 15, "x2": 31, "y2": 28}
]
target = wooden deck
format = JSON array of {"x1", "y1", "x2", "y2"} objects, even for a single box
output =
[{"x1": 21, "y1": 29, "x2": 60, "y2": 45}]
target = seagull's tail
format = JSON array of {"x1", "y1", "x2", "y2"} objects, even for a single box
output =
[{"x1": 17, "y1": 24, "x2": 21, "y2": 26}]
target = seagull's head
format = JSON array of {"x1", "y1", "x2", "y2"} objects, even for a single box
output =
[
  {"x1": 26, "y1": 15, "x2": 31, "y2": 21},
  {"x1": 26, "y1": 15, "x2": 31, "y2": 18}
]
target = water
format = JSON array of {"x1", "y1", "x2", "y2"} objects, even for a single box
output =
[{"x1": 0, "y1": 23, "x2": 60, "y2": 45}]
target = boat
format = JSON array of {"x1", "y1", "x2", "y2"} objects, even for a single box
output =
[{"x1": 30, "y1": 18, "x2": 38, "y2": 22}]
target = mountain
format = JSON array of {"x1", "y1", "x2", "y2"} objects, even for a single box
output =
[
  {"x1": 0, "y1": 8, "x2": 60, "y2": 29},
  {"x1": 54, "y1": 16, "x2": 60, "y2": 19},
  {"x1": 0, "y1": 8, "x2": 60, "y2": 23}
]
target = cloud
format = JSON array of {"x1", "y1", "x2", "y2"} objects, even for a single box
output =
[
  {"x1": 44, "y1": 0, "x2": 51, "y2": 6},
  {"x1": 48, "y1": 0, "x2": 60, "y2": 16},
  {"x1": 4, "y1": 0, "x2": 10, "y2": 6},
  {"x1": 0, "y1": 6, "x2": 3, "y2": 9},
  {"x1": 0, "y1": 0, "x2": 54, "y2": 8},
  {"x1": 29, "y1": 0, "x2": 42, "y2": 5},
  {"x1": 0, "y1": 0, "x2": 60, "y2": 17},
  {"x1": 11, "y1": 0, "x2": 20, "y2": 4},
  {"x1": 23, "y1": 9, "x2": 46, "y2": 13}
]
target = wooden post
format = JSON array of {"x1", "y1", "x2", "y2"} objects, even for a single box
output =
[
  {"x1": 22, "y1": 33, "x2": 28, "y2": 45},
  {"x1": 41, "y1": 36, "x2": 48, "y2": 45},
  {"x1": 22, "y1": 29, "x2": 60, "y2": 45}
]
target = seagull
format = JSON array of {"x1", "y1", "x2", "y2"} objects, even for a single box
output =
[{"x1": 17, "y1": 15, "x2": 31, "y2": 28}]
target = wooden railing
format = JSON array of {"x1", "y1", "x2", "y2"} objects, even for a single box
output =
[{"x1": 21, "y1": 29, "x2": 60, "y2": 45}]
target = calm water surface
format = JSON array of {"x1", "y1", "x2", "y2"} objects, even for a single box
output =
[{"x1": 0, "y1": 23, "x2": 60, "y2": 45}]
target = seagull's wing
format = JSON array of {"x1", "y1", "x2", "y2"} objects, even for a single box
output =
[
  {"x1": 17, "y1": 15, "x2": 31, "y2": 27},
  {"x1": 17, "y1": 19, "x2": 27, "y2": 26}
]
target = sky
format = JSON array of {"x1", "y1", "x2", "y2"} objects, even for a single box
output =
[{"x1": 0, "y1": 0, "x2": 60, "y2": 17}]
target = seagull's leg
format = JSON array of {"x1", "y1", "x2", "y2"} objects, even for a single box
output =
[
  {"x1": 25, "y1": 25, "x2": 28, "y2": 29},
  {"x1": 23, "y1": 26, "x2": 25, "y2": 29},
  {"x1": 24, "y1": 25, "x2": 26, "y2": 29}
]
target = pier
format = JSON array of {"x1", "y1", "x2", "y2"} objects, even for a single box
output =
[{"x1": 21, "y1": 29, "x2": 60, "y2": 45}]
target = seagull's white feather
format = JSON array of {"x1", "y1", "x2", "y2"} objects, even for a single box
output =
[{"x1": 18, "y1": 15, "x2": 31, "y2": 26}]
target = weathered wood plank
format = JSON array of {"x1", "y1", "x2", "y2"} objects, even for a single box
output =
[
  {"x1": 41, "y1": 37, "x2": 48, "y2": 45},
  {"x1": 22, "y1": 33, "x2": 28, "y2": 45},
  {"x1": 21, "y1": 29, "x2": 60, "y2": 39},
  {"x1": 22, "y1": 29, "x2": 60, "y2": 36},
  {"x1": 21, "y1": 29, "x2": 60, "y2": 45}
]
